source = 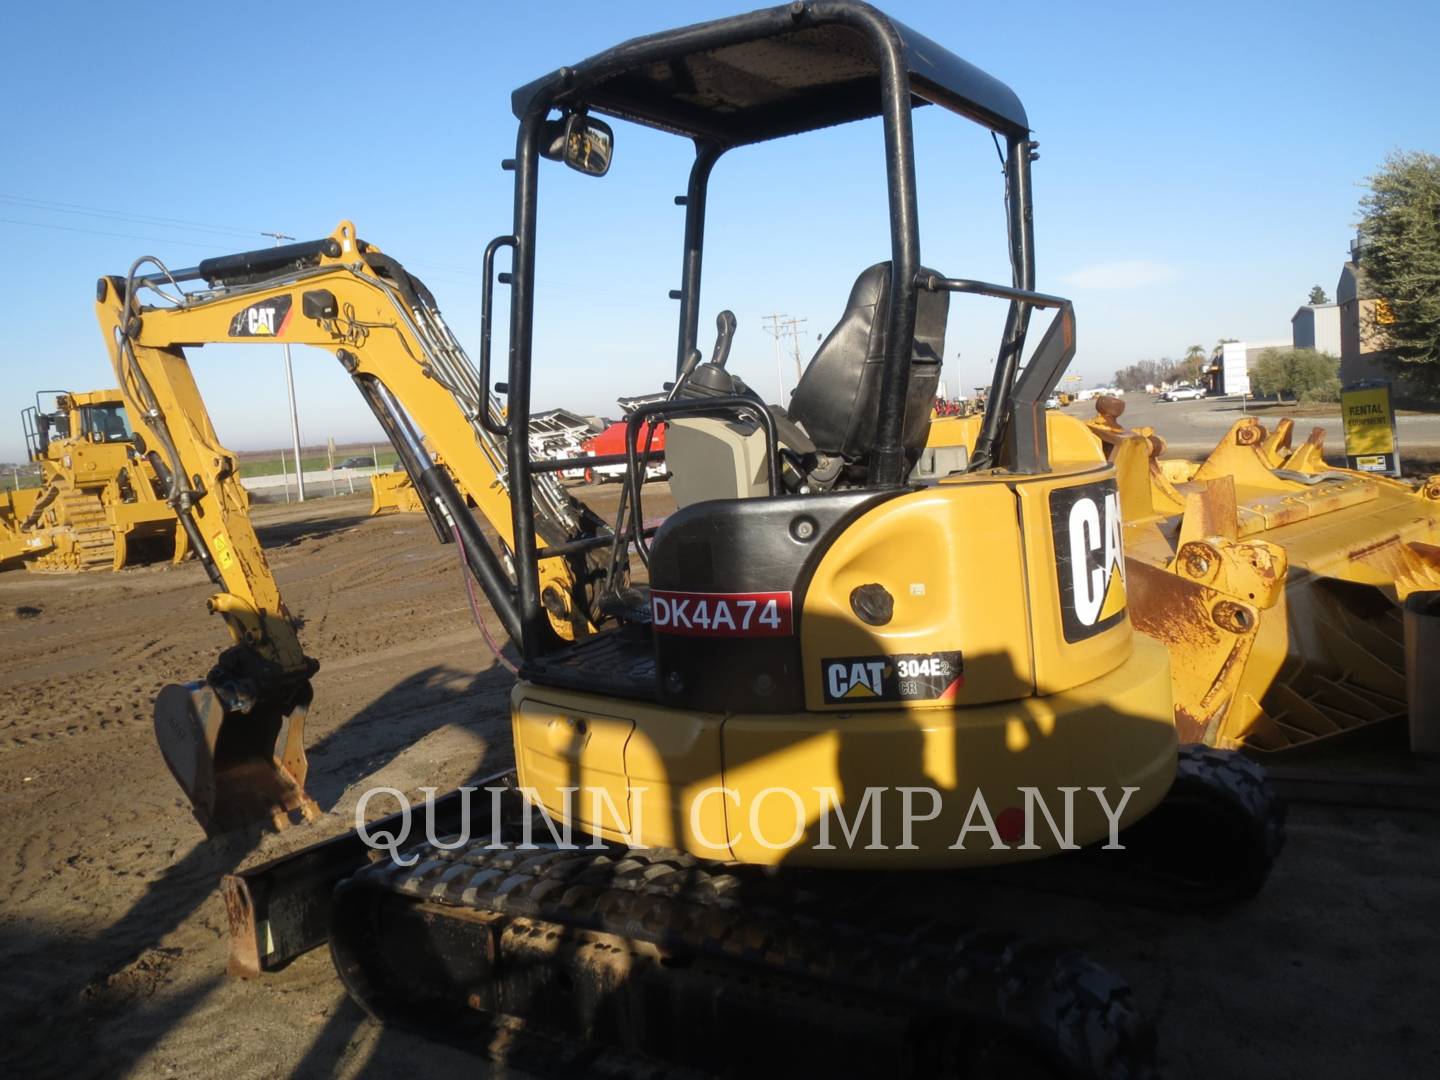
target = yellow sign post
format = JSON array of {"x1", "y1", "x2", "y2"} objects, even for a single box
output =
[{"x1": 1340, "y1": 381, "x2": 1400, "y2": 477}]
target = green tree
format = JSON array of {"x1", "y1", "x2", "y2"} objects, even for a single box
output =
[
  {"x1": 1180, "y1": 344, "x2": 1207, "y2": 382},
  {"x1": 1358, "y1": 151, "x2": 1440, "y2": 391},
  {"x1": 1249, "y1": 348, "x2": 1341, "y2": 403},
  {"x1": 1308, "y1": 285, "x2": 1330, "y2": 305},
  {"x1": 1112, "y1": 357, "x2": 1186, "y2": 391}
]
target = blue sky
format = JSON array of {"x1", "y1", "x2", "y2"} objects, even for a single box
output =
[{"x1": 2, "y1": 1, "x2": 1437, "y2": 463}]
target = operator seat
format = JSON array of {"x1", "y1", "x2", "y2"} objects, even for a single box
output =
[{"x1": 788, "y1": 261, "x2": 948, "y2": 463}]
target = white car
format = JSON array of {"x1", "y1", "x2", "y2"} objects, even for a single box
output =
[{"x1": 1161, "y1": 385, "x2": 1207, "y2": 402}]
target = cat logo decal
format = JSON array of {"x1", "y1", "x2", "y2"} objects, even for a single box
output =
[{"x1": 1050, "y1": 480, "x2": 1126, "y2": 642}]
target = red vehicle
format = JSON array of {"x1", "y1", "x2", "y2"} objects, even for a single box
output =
[{"x1": 582, "y1": 418, "x2": 667, "y2": 483}]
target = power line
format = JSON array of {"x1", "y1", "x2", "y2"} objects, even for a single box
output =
[
  {"x1": 0, "y1": 193, "x2": 259, "y2": 238},
  {"x1": 0, "y1": 214, "x2": 567, "y2": 300},
  {"x1": 762, "y1": 313, "x2": 809, "y2": 400},
  {"x1": 0, "y1": 216, "x2": 228, "y2": 250},
  {"x1": 780, "y1": 315, "x2": 808, "y2": 383},
  {"x1": 762, "y1": 313, "x2": 789, "y2": 401},
  {"x1": 1, "y1": 198, "x2": 590, "y2": 293}
]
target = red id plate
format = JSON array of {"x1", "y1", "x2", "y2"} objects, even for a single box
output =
[{"x1": 649, "y1": 589, "x2": 794, "y2": 637}]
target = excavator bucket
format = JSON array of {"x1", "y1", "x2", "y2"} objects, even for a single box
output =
[
  {"x1": 369, "y1": 469, "x2": 424, "y2": 515},
  {"x1": 1088, "y1": 397, "x2": 1440, "y2": 753},
  {"x1": 154, "y1": 681, "x2": 320, "y2": 837}
]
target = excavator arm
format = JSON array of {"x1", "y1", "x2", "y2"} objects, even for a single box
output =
[{"x1": 94, "y1": 221, "x2": 603, "y2": 834}]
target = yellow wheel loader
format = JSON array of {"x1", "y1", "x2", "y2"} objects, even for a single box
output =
[
  {"x1": 0, "y1": 389, "x2": 185, "y2": 572},
  {"x1": 97, "y1": 6, "x2": 1287, "y2": 1076}
]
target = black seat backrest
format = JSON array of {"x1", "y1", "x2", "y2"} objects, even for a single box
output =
[{"x1": 788, "y1": 262, "x2": 948, "y2": 461}]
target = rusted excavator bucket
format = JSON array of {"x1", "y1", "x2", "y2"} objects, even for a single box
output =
[
  {"x1": 1089, "y1": 397, "x2": 1440, "y2": 754},
  {"x1": 154, "y1": 681, "x2": 320, "y2": 837}
]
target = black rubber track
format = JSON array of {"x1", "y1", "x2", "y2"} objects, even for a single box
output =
[{"x1": 331, "y1": 843, "x2": 1158, "y2": 1079}]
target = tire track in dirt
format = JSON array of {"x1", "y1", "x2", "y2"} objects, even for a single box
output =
[{"x1": 0, "y1": 491, "x2": 576, "y2": 1078}]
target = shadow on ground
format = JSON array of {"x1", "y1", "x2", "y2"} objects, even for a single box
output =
[{"x1": 0, "y1": 662, "x2": 511, "y2": 1079}]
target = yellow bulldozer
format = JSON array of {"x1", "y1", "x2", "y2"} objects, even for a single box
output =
[{"x1": 0, "y1": 389, "x2": 185, "y2": 572}]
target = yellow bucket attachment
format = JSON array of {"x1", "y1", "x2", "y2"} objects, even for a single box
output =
[
  {"x1": 1087, "y1": 397, "x2": 1440, "y2": 754},
  {"x1": 154, "y1": 681, "x2": 319, "y2": 837}
]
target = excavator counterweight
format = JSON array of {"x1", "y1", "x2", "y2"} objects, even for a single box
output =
[{"x1": 927, "y1": 397, "x2": 1440, "y2": 754}]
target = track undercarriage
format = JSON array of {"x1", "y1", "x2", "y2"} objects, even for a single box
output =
[{"x1": 324, "y1": 747, "x2": 1283, "y2": 1079}]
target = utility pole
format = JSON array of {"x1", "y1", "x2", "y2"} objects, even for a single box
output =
[
  {"x1": 780, "y1": 315, "x2": 808, "y2": 384},
  {"x1": 762, "y1": 313, "x2": 789, "y2": 401},
  {"x1": 262, "y1": 230, "x2": 305, "y2": 501}
]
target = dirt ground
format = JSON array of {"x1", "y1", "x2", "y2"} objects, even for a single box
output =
[{"x1": 2, "y1": 488, "x2": 1438, "y2": 1079}]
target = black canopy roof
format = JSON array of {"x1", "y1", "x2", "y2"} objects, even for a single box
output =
[{"x1": 510, "y1": 1, "x2": 1029, "y2": 148}]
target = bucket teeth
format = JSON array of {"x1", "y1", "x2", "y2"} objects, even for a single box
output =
[{"x1": 1090, "y1": 405, "x2": 1440, "y2": 754}]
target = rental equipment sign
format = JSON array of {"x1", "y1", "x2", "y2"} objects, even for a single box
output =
[{"x1": 1340, "y1": 381, "x2": 1401, "y2": 477}]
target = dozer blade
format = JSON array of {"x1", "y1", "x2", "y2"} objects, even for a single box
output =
[
  {"x1": 155, "y1": 681, "x2": 320, "y2": 837},
  {"x1": 369, "y1": 470, "x2": 424, "y2": 515}
]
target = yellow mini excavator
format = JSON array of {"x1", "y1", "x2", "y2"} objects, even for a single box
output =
[
  {"x1": 0, "y1": 389, "x2": 184, "y2": 572},
  {"x1": 98, "y1": 5, "x2": 1288, "y2": 1075}
]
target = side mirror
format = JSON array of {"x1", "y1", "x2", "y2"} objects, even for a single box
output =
[{"x1": 542, "y1": 113, "x2": 613, "y2": 177}]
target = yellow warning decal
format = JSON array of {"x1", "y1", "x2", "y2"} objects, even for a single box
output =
[{"x1": 212, "y1": 533, "x2": 235, "y2": 571}]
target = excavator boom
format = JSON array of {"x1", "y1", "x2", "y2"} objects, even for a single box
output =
[{"x1": 94, "y1": 222, "x2": 606, "y2": 834}]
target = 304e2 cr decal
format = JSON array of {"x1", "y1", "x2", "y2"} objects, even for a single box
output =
[
  {"x1": 821, "y1": 650, "x2": 963, "y2": 704},
  {"x1": 229, "y1": 295, "x2": 293, "y2": 338},
  {"x1": 650, "y1": 589, "x2": 792, "y2": 637},
  {"x1": 1049, "y1": 479, "x2": 1126, "y2": 642}
]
